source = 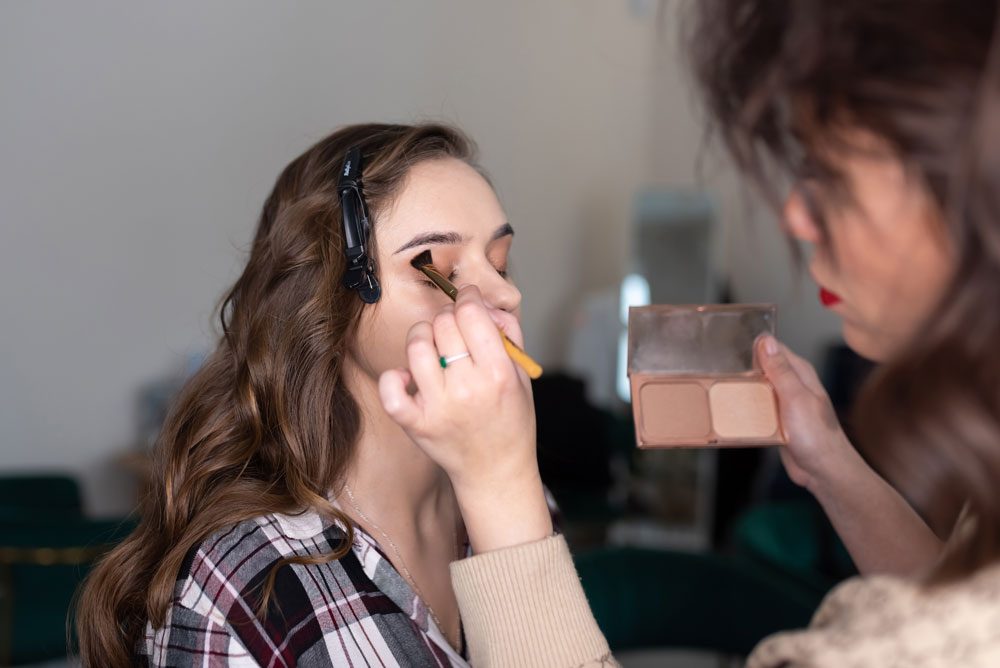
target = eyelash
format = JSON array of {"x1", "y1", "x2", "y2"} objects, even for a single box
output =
[
  {"x1": 422, "y1": 270, "x2": 457, "y2": 289},
  {"x1": 421, "y1": 265, "x2": 508, "y2": 288}
]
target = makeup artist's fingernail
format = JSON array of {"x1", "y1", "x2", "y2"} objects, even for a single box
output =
[{"x1": 763, "y1": 335, "x2": 779, "y2": 357}]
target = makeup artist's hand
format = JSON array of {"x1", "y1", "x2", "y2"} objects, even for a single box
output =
[
  {"x1": 379, "y1": 285, "x2": 553, "y2": 552},
  {"x1": 756, "y1": 334, "x2": 945, "y2": 576},
  {"x1": 756, "y1": 334, "x2": 862, "y2": 492}
]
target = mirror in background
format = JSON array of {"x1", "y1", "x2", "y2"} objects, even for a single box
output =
[{"x1": 556, "y1": 188, "x2": 720, "y2": 551}]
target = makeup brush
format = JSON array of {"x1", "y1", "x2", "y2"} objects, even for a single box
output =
[{"x1": 410, "y1": 249, "x2": 543, "y2": 379}]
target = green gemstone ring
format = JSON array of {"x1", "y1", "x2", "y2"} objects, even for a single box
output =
[{"x1": 439, "y1": 352, "x2": 472, "y2": 368}]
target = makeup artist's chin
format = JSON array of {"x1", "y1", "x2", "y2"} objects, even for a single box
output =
[{"x1": 839, "y1": 320, "x2": 888, "y2": 363}]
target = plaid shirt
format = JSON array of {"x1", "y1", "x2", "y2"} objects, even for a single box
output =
[{"x1": 140, "y1": 506, "x2": 473, "y2": 667}]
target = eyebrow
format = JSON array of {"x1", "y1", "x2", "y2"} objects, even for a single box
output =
[
  {"x1": 492, "y1": 222, "x2": 515, "y2": 241},
  {"x1": 393, "y1": 223, "x2": 514, "y2": 255}
]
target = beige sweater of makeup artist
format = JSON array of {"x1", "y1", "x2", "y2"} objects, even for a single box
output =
[{"x1": 449, "y1": 535, "x2": 1000, "y2": 668}]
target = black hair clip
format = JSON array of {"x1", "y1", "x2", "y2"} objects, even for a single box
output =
[{"x1": 338, "y1": 146, "x2": 381, "y2": 304}]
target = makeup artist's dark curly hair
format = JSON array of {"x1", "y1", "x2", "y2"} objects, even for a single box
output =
[
  {"x1": 75, "y1": 122, "x2": 479, "y2": 667},
  {"x1": 689, "y1": 0, "x2": 1000, "y2": 581}
]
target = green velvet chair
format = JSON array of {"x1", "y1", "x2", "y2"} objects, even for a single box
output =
[
  {"x1": 731, "y1": 500, "x2": 857, "y2": 595},
  {"x1": 0, "y1": 474, "x2": 135, "y2": 666},
  {"x1": 0, "y1": 475, "x2": 83, "y2": 522},
  {"x1": 575, "y1": 546, "x2": 824, "y2": 657}
]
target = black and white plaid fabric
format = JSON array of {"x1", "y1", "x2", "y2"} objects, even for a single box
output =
[
  {"x1": 139, "y1": 506, "x2": 472, "y2": 667},
  {"x1": 140, "y1": 490, "x2": 561, "y2": 667}
]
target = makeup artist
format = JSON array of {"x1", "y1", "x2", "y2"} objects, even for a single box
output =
[{"x1": 381, "y1": 0, "x2": 1000, "y2": 665}]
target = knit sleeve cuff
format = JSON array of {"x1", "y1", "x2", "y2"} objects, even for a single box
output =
[{"x1": 450, "y1": 534, "x2": 614, "y2": 668}]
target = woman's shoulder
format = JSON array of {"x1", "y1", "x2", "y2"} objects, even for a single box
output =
[
  {"x1": 141, "y1": 511, "x2": 397, "y2": 666},
  {"x1": 748, "y1": 563, "x2": 1000, "y2": 667},
  {"x1": 172, "y1": 509, "x2": 350, "y2": 611}
]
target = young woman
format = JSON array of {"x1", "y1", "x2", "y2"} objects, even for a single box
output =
[
  {"x1": 378, "y1": 1, "x2": 1000, "y2": 666},
  {"x1": 76, "y1": 123, "x2": 550, "y2": 667}
]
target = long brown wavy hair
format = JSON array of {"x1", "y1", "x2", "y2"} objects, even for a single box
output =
[
  {"x1": 76, "y1": 123, "x2": 479, "y2": 666},
  {"x1": 689, "y1": 0, "x2": 1000, "y2": 581}
]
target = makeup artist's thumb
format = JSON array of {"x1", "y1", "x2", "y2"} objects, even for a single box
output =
[
  {"x1": 757, "y1": 335, "x2": 808, "y2": 401},
  {"x1": 489, "y1": 308, "x2": 525, "y2": 348}
]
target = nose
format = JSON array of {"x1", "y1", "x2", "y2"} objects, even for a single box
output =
[
  {"x1": 783, "y1": 188, "x2": 823, "y2": 245},
  {"x1": 462, "y1": 261, "x2": 522, "y2": 314}
]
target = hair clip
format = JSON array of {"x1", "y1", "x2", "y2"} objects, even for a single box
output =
[{"x1": 338, "y1": 146, "x2": 381, "y2": 304}]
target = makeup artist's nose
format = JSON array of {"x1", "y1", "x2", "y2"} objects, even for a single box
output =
[{"x1": 784, "y1": 188, "x2": 823, "y2": 245}]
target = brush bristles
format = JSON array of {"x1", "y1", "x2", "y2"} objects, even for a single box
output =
[{"x1": 410, "y1": 249, "x2": 434, "y2": 269}]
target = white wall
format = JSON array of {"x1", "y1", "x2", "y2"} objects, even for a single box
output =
[
  {"x1": 640, "y1": 4, "x2": 842, "y2": 365},
  {"x1": 0, "y1": 1, "x2": 840, "y2": 516}
]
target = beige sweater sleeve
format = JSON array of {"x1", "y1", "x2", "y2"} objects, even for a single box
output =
[
  {"x1": 452, "y1": 533, "x2": 1000, "y2": 668},
  {"x1": 450, "y1": 534, "x2": 618, "y2": 668}
]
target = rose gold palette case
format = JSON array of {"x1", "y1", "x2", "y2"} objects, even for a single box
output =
[{"x1": 627, "y1": 304, "x2": 786, "y2": 448}]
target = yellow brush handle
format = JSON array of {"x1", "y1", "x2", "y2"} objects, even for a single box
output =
[{"x1": 501, "y1": 331, "x2": 543, "y2": 379}]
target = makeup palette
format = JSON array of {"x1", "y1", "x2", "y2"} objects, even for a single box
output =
[{"x1": 627, "y1": 304, "x2": 786, "y2": 448}]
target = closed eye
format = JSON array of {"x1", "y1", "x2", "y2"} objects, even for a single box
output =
[
  {"x1": 422, "y1": 269, "x2": 457, "y2": 289},
  {"x1": 423, "y1": 265, "x2": 506, "y2": 287}
]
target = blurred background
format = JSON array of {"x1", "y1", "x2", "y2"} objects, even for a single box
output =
[{"x1": 0, "y1": 1, "x2": 871, "y2": 666}]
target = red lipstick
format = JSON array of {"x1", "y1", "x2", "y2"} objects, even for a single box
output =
[{"x1": 819, "y1": 288, "x2": 842, "y2": 307}]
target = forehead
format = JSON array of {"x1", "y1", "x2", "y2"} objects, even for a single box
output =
[
  {"x1": 374, "y1": 158, "x2": 505, "y2": 247},
  {"x1": 790, "y1": 98, "x2": 895, "y2": 166}
]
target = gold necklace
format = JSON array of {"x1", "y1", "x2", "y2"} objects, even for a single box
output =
[{"x1": 342, "y1": 484, "x2": 463, "y2": 652}]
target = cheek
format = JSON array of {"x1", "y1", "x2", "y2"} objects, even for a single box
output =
[
  {"x1": 822, "y1": 214, "x2": 891, "y2": 301},
  {"x1": 365, "y1": 315, "x2": 412, "y2": 375},
  {"x1": 833, "y1": 219, "x2": 952, "y2": 358},
  {"x1": 352, "y1": 294, "x2": 441, "y2": 376}
]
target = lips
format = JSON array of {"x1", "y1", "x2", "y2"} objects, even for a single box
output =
[{"x1": 819, "y1": 287, "x2": 842, "y2": 307}]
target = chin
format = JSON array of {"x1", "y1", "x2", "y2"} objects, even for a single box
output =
[{"x1": 841, "y1": 323, "x2": 888, "y2": 363}]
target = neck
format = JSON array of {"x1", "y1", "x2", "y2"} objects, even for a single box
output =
[{"x1": 341, "y1": 361, "x2": 457, "y2": 536}]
